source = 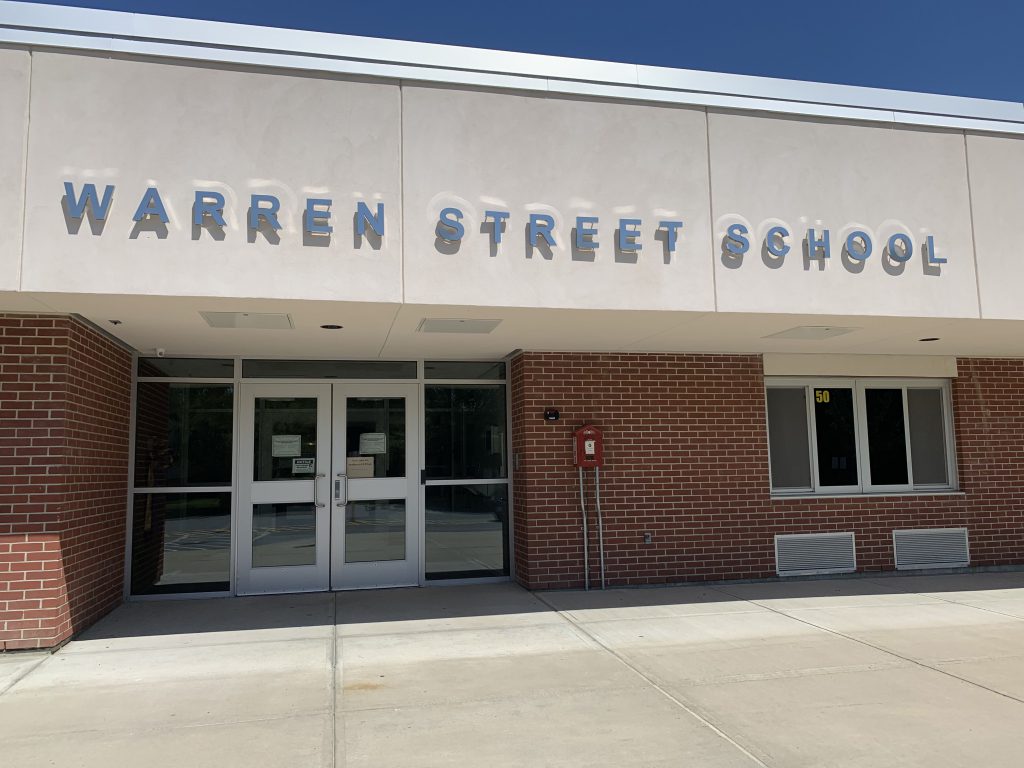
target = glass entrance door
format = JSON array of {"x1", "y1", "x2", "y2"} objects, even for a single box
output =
[
  {"x1": 237, "y1": 384, "x2": 332, "y2": 595},
  {"x1": 331, "y1": 384, "x2": 419, "y2": 589},
  {"x1": 236, "y1": 382, "x2": 419, "y2": 594}
]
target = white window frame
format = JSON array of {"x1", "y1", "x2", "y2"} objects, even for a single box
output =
[{"x1": 766, "y1": 377, "x2": 957, "y2": 497}]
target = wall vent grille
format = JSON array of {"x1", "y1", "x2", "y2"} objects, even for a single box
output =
[
  {"x1": 775, "y1": 532, "x2": 856, "y2": 577},
  {"x1": 893, "y1": 528, "x2": 969, "y2": 570}
]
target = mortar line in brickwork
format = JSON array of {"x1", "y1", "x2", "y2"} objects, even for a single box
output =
[
  {"x1": 531, "y1": 591, "x2": 772, "y2": 768},
  {"x1": 713, "y1": 582, "x2": 1024, "y2": 709}
]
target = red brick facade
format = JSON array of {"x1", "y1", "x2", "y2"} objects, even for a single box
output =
[
  {"x1": 511, "y1": 353, "x2": 1024, "y2": 589},
  {"x1": 4, "y1": 336, "x2": 1024, "y2": 645},
  {"x1": 0, "y1": 314, "x2": 131, "y2": 650}
]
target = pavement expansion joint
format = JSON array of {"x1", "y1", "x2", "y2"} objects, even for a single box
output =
[{"x1": 532, "y1": 590, "x2": 773, "y2": 768}]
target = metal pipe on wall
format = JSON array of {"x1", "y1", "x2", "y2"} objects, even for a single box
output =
[
  {"x1": 579, "y1": 465, "x2": 590, "y2": 591},
  {"x1": 595, "y1": 465, "x2": 606, "y2": 590}
]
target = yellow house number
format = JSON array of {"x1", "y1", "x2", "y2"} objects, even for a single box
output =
[{"x1": 814, "y1": 389, "x2": 831, "y2": 403}]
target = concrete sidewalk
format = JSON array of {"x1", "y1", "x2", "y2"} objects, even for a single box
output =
[{"x1": 3, "y1": 572, "x2": 1024, "y2": 767}]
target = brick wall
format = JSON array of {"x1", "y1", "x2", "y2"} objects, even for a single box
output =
[
  {"x1": 0, "y1": 314, "x2": 131, "y2": 650},
  {"x1": 511, "y1": 352, "x2": 1024, "y2": 589}
]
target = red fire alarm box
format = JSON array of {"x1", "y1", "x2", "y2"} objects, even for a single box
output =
[{"x1": 573, "y1": 424, "x2": 604, "y2": 468}]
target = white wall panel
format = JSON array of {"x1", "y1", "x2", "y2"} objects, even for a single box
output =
[
  {"x1": 21, "y1": 52, "x2": 402, "y2": 302},
  {"x1": 709, "y1": 111, "x2": 980, "y2": 319},
  {"x1": 0, "y1": 48, "x2": 30, "y2": 291},
  {"x1": 401, "y1": 86, "x2": 715, "y2": 312},
  {"x1": 965, "y1": 133, "x2": 1024, "y2": 320}
]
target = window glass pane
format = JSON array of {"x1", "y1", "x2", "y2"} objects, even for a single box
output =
[
  {"x1": 425, "y1": 484, "x2": 509, "y2": 579},
  {"x1": 813, "y1": 387, "x2": 858, "y2": 487},
  {"x1": 424, "y1": 361, "x2": 506, "y2": 380},
  {"x1": 425, "y1": 386, "x2": 507, "y2": 480},
  {"x1": 253, "y1": 397, "x2": 318, "y2": 481},
  {"x1": 345, "y1": 398, "x2": 406, "y2": 478},
  {"x1": 865, "y1": 389, "x2": 909, "y2": 485},
  {"x1": 242, "y1": 360, "x2": 416, "y2": 379},
  {"x1": 908, "y1": 389, "x2": 949, "y2": 485},
  {"x1": 252, "y1": 503, "x2": 316, "y2": 567},
  {"x1": 766, "y1": 388, "x2": 811, "y2": 490},
  {"x1": 346, "y1": 499, "x2": 406, "y2": 563},
  {"x1": 135, "y1": 383, "x2": 233, "y2": 488},
  {"x1": 131, "y1": 493, "x2": 230, "y2": 594},
  {"x1": 137, "y1": 357, "x2": 234, "y2": 378}
]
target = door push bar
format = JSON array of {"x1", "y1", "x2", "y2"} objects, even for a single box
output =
[
  {"x1": 334, "y1": 474, "x2": 348, "y2": 506},
  {"x1": 313, "y1": 473, "x2": 326, "y2": 508}
]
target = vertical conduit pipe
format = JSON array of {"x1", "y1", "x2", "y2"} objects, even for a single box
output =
[
  {"x1": 579, "y1": 465, "x2": 590, "y2": 591},
  {"x1": 595, "y1": 465, "x2": 606, "y2": 590}
]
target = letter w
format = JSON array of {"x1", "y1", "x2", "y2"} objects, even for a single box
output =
[{"x1": 63, "y1": 182, "x2": 115, "y2": 222}]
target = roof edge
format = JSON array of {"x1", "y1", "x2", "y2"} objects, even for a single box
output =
[{"x1": 2, "y1": 0, "x2": 1023, "y2": 133}]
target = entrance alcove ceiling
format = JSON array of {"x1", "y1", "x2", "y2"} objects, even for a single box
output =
[{"x1": 9, "y1": 292, "x2": 1024, "y2": 360}]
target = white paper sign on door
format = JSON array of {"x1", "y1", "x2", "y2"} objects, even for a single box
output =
[
  {"x1": 272, "y1": 434, "x2": 302, "y2": 457},
  {"x1": 359, "y1": 432, "x2": 387, "y2": 455},
  {"x1": 346, "y1": 456, "x2": 374, "y2": 478}
]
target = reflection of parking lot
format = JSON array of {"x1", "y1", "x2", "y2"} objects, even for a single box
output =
[{"x1": 158, "y1": 514, "x2": 231, "y2": 585}]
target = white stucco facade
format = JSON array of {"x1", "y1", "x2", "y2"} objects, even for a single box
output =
[{"x1": 2, "y1": 2, "x2": 1024, "y2": 360}]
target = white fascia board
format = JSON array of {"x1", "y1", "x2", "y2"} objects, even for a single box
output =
[
  {"x1": 890, "y1": 110, "x2": 1024, "y2": 136},
  {"x1": 638, "y1": 64, "x2": 1024, "y2": 122},
  {"x1": 547, "y1": 77, "x2": 898, "y2": 123}
]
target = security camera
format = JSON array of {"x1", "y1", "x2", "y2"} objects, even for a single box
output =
[{"x1": 155, "y1": 348, "x2": 166, "y2": 358}]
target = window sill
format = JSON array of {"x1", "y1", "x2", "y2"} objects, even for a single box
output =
[{"x1": 770, "y1": 490, "x2": 964, "y2": 501}]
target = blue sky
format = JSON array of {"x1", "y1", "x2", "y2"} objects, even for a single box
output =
[{"x1": 14, "y1": 0, "x2": 1024, "y2": 102}]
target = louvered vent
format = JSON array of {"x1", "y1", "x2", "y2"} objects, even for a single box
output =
[
  {"x1": 775, "y1": 532, "x2": 856, "y2": 577},
  {"x1": 893, "y1": 528, "x2": 969, "y2": 570}
]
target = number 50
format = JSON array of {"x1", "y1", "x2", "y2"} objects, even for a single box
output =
[{"x1": 815, "y1": 390, "x2": 830, "y2": 404}]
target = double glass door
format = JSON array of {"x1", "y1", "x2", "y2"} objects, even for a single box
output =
[{"x1": 236, "y1": 383, "x2": 418, "y2": 594}]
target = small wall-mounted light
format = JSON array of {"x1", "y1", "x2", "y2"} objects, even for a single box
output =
[
  {"x1": 918, "y1": 337, "x2": 940, "y2": 342},
  {"x1": 108, "y1": 319, "x2": 122, "y2": 326},
  {"x1": 320, "y1": 324, "x2": 344, "y2": 330},
  {"x1": 544, "y1": 408, "x2": 560, "y2": 421}
]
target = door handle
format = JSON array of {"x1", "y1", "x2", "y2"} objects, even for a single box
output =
[
  {"x1": 313, "y1": 473, "x2": 326, "y2": 508},
  {"x1": 335, "y1": 474, "x2": 348, "y2": 506}
]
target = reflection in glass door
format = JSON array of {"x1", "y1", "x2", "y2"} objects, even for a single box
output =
[
  {"x1": 237, "y1": 384, "x2": 331, "y2": 594},
  {"x1": 331, "y1": 384, "x2": 419, "y2": 589}
]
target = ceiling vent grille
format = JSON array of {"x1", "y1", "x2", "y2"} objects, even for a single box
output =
[
  {"x1": 775, "y1": 532, "x2": 856, "y2": 577},
  {"x1": 893, "y1": 528, "x2": 969, "y2": 570}
]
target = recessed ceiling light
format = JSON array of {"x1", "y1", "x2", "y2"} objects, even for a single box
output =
[
  {"x1": 320, "y1": 324, "x2": 343, "y2": 330},
  {"x1": 919, "y1": 337, "x2": 940, "y2": 342}
]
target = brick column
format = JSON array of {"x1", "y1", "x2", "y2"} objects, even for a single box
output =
[{"x1": 0, "y1": 314, "x2": 131, "y2": 650}]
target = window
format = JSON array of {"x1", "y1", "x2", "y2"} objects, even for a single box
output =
[
  {"x1": 423, "y1": 380, "x2": 509, "y2": 580},
  {"x1": 766, "y1": 379, "x2": 955, "y2": 495},
  {"x1": 131, "y1": 371, "x2": 235, "y2": 595}
]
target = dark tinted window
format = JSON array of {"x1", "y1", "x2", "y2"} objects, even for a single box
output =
[
  {"x1": 242, "y1": 360, "x2": 416, "y2": 379},
  {"x1": 130, "y1": 492, "x2": 231, "y2": 594},
  {"x1": 138, "y1": 358, "x2": 234, "y2": 378},
  {"x1": 865, "y1": 389, "x2": 909, "y2": 485},
  {"x1": 135, "y1": 383, "x2": 233, "y2": 488},
  {"x1": 813, "y1": 387, "x2": 858, "y2": 487},
  {"x1": 425, "y1": 484, "x2": 508, "y2": 579},
  {"x1": 766, "y1": 388, "x2": 812, "y2": 490},
  {"x1": 425, "y1": 386, "x2": 507, "y2": 480},
  {"x1": 908, "y1": 389, "x2": 949, "y2": 485},
  {"x1": 424, "y1": 361, "x2": 506, "y2": 380}
]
